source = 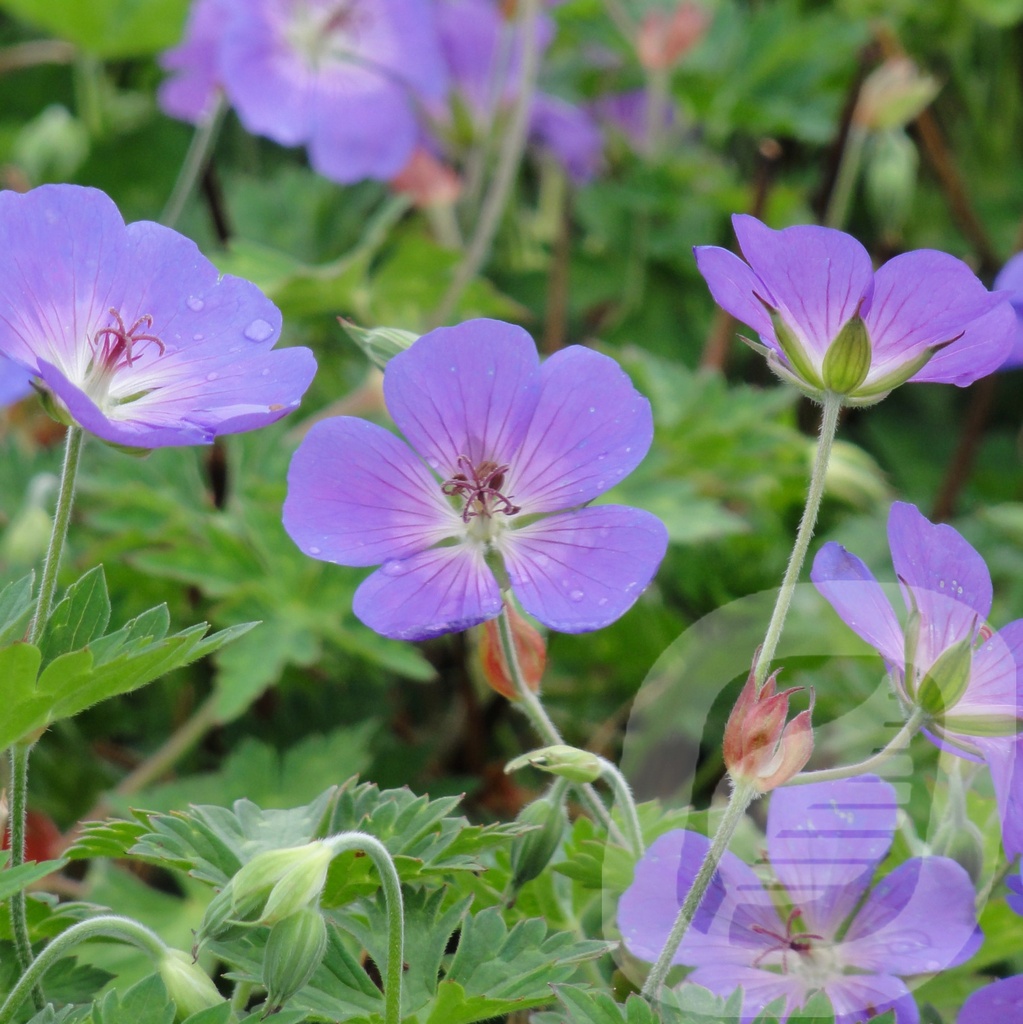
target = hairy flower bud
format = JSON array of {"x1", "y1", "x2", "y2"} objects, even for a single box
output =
[
  {"x1": 478, "y1": 604, "x2": 546, "y2": 700},
  {"x1": 158, "y1": 949, "x2": 225, "y2": 1022},
  {"x1": 232, "y1": 841, "x2": 334, "y2": 925},
  {"x1": 262, "y1": 908, "x2": 329, "y2": 1015},
  {"x1": 509, "y1": 787, "x2": 568, "y2": 893},
  {"x1": 723, "y1": 666, "x2": 814, "y2": 793},
  {"x1": 505, "y1": 744, "x2": 602, "y2": 784}
]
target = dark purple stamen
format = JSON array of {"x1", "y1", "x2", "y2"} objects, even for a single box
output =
[
  {"x1": 442, "y1": 454, "x2": 521, "y2": 523},
  {"x1": 92, "y1": 307, "x2": 166, "y2": 371}
]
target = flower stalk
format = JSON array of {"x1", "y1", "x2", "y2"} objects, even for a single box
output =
[
  {"x1": 642, "y1": 391, "x2": 842, "y2": 999},
  {"x1": 8, "y1": 424, "x2": 85, "y2": 997},
  {"x1": 0, "y1": 915, "x2": 168, "y2": 1024},
  {"x1": 497, "y1": 604, "x2": 630, "y2": 848}
]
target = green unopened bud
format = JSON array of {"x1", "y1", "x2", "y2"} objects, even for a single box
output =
[
  {"x1": 505, "y1": 744, "x2": 602, "y2": 784},
  {"x1": 821, "y1": 314, "x2": 872, "y2": 394},
  {"x1": 158, "y1": 949, "x2": 226, "y2": 1022},
  {"x1": 339, "y1": 319, "x2": 418, "y2": 370},
  {"x1": 262, "y1": 908, "x2": 329, "y2": 1015},
  {"x1": 232, "y1": 841, "x2": 333, "y2": 925},
  {"x1": 193, "y1": 883, "x2": 251, "y2": 955},
  {"x1": 509, "y1": 785, "x2": 568, "y2": 893},
  {"x1": 916, "y1": 636, "x2": 973, "y2": 716},
  {"x1": 866, "y1": 128, "x2": 918, "y2": 239}
]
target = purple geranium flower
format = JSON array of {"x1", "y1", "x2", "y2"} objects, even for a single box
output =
[
  {"x1": 619, "y1": 775, "x2": 980, "y2": 1024},
  {"x1": 959, "y1": 975, "x2": 1023, "y2": 1022},
  {"x1": 0, "y1": 354, "x2": 34, "y2": 408},
  {"x1": 434, "y1": 0, "x2": 602, "y2": 183},
  {"x1": 812, "y1": 502, "x2": 1023, "y2": 856},
  {"x1": 0, "y1": 185, "x2": 316, "y2": 448},
  {"x1": 694, "y1": 215, "x2": 1014, "y2": 404},
  {"x1": 993, "y1": 251, "x2": 1023, "y2": 369},
  {"x1": 160, "y1": 0, "x2": 448, "y2": 184},
  {"x1": 283, "y1": 318, "x2": 668, "y2": 640},
  {"x1": 157, "y1": 0, "x2": 225, "y2": 123}
]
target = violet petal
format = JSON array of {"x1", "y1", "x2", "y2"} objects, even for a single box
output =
[{"x1": 499, "y1": 505, "x2": 667, "y2": 632}]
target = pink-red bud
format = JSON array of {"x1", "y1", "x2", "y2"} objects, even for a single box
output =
[
  {"x1": 637, "y1": 3, "x2": 709, "y2": 71},
  {"x1": 479, "y1": 605, "x2": 546, "y2": 700},
  {"x1": 723, "y1": 667, "x2": 814, "y2": 793},
  {"x1": 390, "y1": 148, "x2": 462, "y2": 208}
]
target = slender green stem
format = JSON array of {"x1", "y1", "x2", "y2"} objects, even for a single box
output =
[
  {"x1": 7, "y1": 743, "x2": 36, "y2": 1004},
  {"x1": 641, "y1": 781, "x2": 757, "y2": 999},
  {"x1": 26, "y1": 426, "x2": 84, "y2": 644},
  {"x1": 0, "y1": 915, "x2": 167, "y2": 1024},
  {"x1": 230, "y1": 980, "x2": 253, "y2": 1014},
  {"x1": 788, "y1": 708, "x2": 925, "y2": 785},
  {"x1": 594, "y1": 755, "x2": 644, "y2": 858},
  {"x1": 8, "y1": 425, "x2": 85, "y2": 1000},
  {"x1": 496, "y1": 605, "x2": 629, "y2": 847},
  {"x1": 825, "y1": 123, "x2": 868, "y2": 230},
  {"x1": 325, "y1": 833, "x2": 403, "y2": 1024},
  {"x1": 753, "y1": 391, "x2": 842, "y2": 689},
  {"x1": 644, "y1": 67, "x2": 670, "y2": 158},
  {"x1": 430, "y1": 0, "x2": 542, "y2": 327},
  {"x1": 161, "y1": 95, "x2": 227, "y2": 229}
]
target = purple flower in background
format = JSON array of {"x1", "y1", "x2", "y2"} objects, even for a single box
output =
[
  {"x1": 619, "y1": 775, "x2": 980, "y2": 1024},
  {"x1": 592, "y1": 89, "x2": 676, "y2": 154},
  {"x1": 160, "y1": 0, "x2": 448, "y2": 184},
  {"x1": 812, "y1": 502, "x2": 1023, "y2": 856},
  {"x1": 695, "y1": 215, "x2": 1014, "y2": 404},
  {"x1": 993, "y1": 251, "x2": 1023, "y2": 369},
  {"x1": 283, "y1": 318, "x2": 668, "y2": 640},
  {"x1": 0, "y1": 354, "x2": 34, "y2": 408},
  {"x1": 0, "y1": 185, "x2": 316, "y2": 448},
  {"x1": 434, "y1": 0, "x2": 602, "y2": 183},
  {"x1": 959, "y1": 975, "x2": 1023, "y2": 1022},
  {"x1": 158, "y1": 0, "x2": 225, "y2": 123}
]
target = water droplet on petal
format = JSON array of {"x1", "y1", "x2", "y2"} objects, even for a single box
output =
[
  {"x1": 381, "y1": 560, "x2": 405, "y2": 577},
  {"x1": 535, "y1": 554, "x2": 550, "y2": 567},
  {"x1": 598, "y1": 597, "x2": 608, "y2": 607},
  {"x1": 244, "y1": 318, "x2": 274, "y2": 342},
  {"x1": 261, "y1": 368, "x2": 270, "y2": 376},
  {"x1": 597, "y1": 453, "x2": 607, "y2": 461},
  {"x1": 187, "y1": 296, "x2": 204, "y2": 312},
  {"x1": 193, "y1": 333, "x2": 204, "y2": 341},
  {"x1": 569, "y1": 589, "x2": 584, "y2": 602},
  {"x1": 588, "y1": 406, "x2": 596, "y2": 413},
  {"x1": 206, "y1": 372, "x2": 218, "y2": 381},
  {"x1": 939, "y1": 580, "x2": 946, "y2": 588},
  {"x1": 308, "y1": 546, "x2": 321, "y2": 555}
]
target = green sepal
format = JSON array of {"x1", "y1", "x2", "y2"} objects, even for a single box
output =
[
  {"x1": 844, "y1": 338, "x2": 956, "y2": 405},
  {"x1": 915, "y1": 636, "x2": 974, "y2": 716},
  {"x1": 762, "y1": 303, "x2": 824, "y2": 391},
  {"x1": 942, "y1": 712, "x2": 1023, "y2": 737},
  {"x1": 821, "y1": 315, "x2": 872, "y2": 393}
]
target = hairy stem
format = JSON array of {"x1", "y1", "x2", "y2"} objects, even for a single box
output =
[
  {"x1": 430, "y1": 0, "x2": 542, "y2": 326},
  {"x1": 640, "y1": 781, "x2": 757, "y2": 998},
  {"x1": 788, "y1": 708, "x2": 925, "y2": 785},
  {"x1": 753, "y1": 391, "x2": 841, "y2": 689},
  {"x1": 594, "y1": 755, "x2": 645, "y2": 858},
  {"x1": 0, "y1": 915, "x2": 167, "y2": 1024},
  {"x1": 496, "y1": 605, "x2": 629, "y2": 847},
  {"x1": 162, "y1": 95, "x2": 227, "y2": 229},
  {"x1": 326, "y1": 833, "x2": 403, "y2": 1024}
]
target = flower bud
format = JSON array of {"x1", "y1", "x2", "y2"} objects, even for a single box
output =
[
  {"x1": 723, "y1": 666, "x2": 814, "y2": 793},
  {"x1": 262, "y1": 908, "x2": 328, "y2": 1015},
  {"x1": 338, "y1": 319, "x2": 418, "y2": 371},
  {"x1": 158, "y1": 949, "x2": 226, "y2": 1022},
  {"x1": 914, "y1": 636, "x2": 973, "y2": 716},
  {"x1": 232, "y1": 841, "x2": 333, "y2": 926},
  {"x1": 509, "y1": 787, "x2": 568, "y2": 893},
  {"x1": 390, "y1": 148, "x2": 462, "y2": 208},
  {"x1": 637, "y1": 3, "x2": 709, "y2": 70},
  {"x1": 853, "y1": 57, "x2": 940, "y2": 133},
  {"x1": 478, "y1": 604, "x2": 546, "y2": 700},
  {"x1": 193, "y1": 883, "x2": 249, "y2": 955},
  {"x1": 865, "y1": 128, "x2": 918, "y2": 241},
  {"x1": 505, "y1": 745, "x2": 603, "y2": 784}
]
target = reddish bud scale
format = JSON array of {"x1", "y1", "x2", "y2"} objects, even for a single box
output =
[
  {"x1": 723, "y1": 667, "x2": 814, "y2": 793},
  {"x1": 479, "y1": 606, "x2": 546, "y2": 700},
  {"x1": 1, "y1": 808, "x2": 63, "y2": 863},
  {"x1": 637, "y1": 3, "x2": 709, "y2": 71}
]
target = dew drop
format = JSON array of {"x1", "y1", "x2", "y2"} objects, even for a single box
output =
[
  {"x1": 598, "y1": 597, "x2": 608, "y2": 607},
  {"x1": 426, "y1": 457, "x2": 440, "y2": 470},
  {"x1": 381, "y1": 560, "x2": 405, "y2": 577},
  {"x1": 625, "y1": 446, "x2": 632, "y2": 453},
  {"x1": 261, "y1": 368, "x2": 270, "y2": 376},
  {"x1": 957, "y1": 586, "x2": 964, "y2": 594},
  {"x1": 308, "y1": 546, "x2": 321, "y2": 555},
  {"x1": 588, "y1": 406, "x2": 596, "y2": 413},
  {"x1": 535, "y1": 554, "x2": 550, "y2": 567},
  {"x1": 206, "y1": 372, "x2": 218, "y2": 381},
  {"x1": 939, "y1": 579, "x2": 946, "y2": 588},
  {"x1": 244, "y1": 318, "x2": 274, "y2": 342},
  {"x1": 187, "y1": 296, "x2": 204, "y2": 312},
  {"x1": 597, "y1": 453, "x2": 607, "y2": 461},
  {"x1": 569, "y1": 589, "x2": 585, "y2": 602},
  {"x1": 192, "y1": 333, "x2": 204, "y2": 341}
]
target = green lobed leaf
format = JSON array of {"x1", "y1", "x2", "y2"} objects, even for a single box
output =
[
  {"x1": 38, "y1": 566, "x2": 111, "y2": 666},
  {"x1": 0, "y1": 852, "x2": 67, "y2": 901},
  {"x1": 89, "y1": 974, "x2": 174, "y2": 1024},
  {"x1": 0, "y1": 573, "x2": 34, "y2": 646}
]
